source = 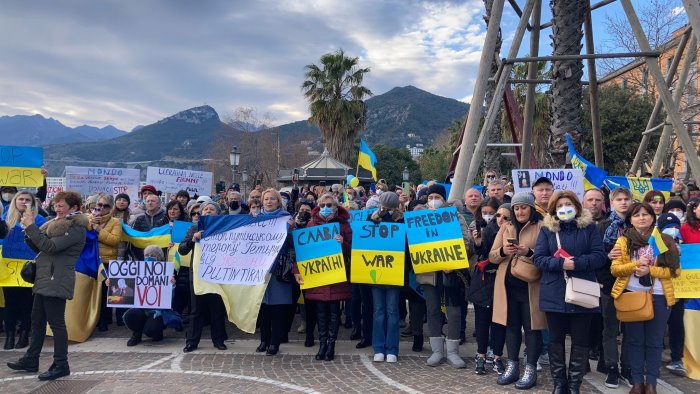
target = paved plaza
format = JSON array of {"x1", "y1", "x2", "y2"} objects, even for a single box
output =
[{"x1": 1, "y1": 316, "x2": 697, "y2": 394}]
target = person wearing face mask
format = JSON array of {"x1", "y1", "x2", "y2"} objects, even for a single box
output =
[
  {"x1": 416, "y1": 183, "x2": 472, "y2": 369},
  {"x1": 226, "y1": 191, "x2": 249, "y2": 215},
  {"x1": 293, "y1": 201, "x2": 316, "y2": 346},
  {"x1": 489, "y1": 192, "x2": 545, "y2": 389},
  {"x1": 663, "y1": 199, "x2": 686, "y2": 224},
  {"x1": 1, "y1": 186, "x2": 18, "y2": 212},
  {"x1": 293, "y1": 193, "x2": 352, "y2": 362},
  {"x1": 534, "y1": 191, "x2": 606, "y2": 394},
  {"x1": 248, "y1": 199, "x2": 262, "y2": 217}
]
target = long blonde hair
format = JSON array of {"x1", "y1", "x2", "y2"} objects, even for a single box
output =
[
  {"x1": 261, "y1": 188, "x2": 283, "y2": 211},
  {"x1": 6, "y1": 191, "x2": 37, "y2": 228}
]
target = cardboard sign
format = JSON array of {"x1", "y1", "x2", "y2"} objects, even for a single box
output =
[
  {"x1": 511, "y1": 169, "x2": 584, "y2": 200},
  {"x1": 65, "y1": 166, "x2": 140, "y2": 209},
  {"x1": 404, "y1": 206, "x2": 469, "y2": 273},
  {"x1": 0, "y1": 257, "x2": 34, "y2": 287},
  {"x1": 106, "y1": 260, "x2": 173, "y2": 309},
  {"x1": 0, "y1": 145, "x2": 44, "y2": 187},
  {"x1": 146, "y1": 166, "x2": 213, "y2": 196},
  {"x1": 293, "y1": 223, "x2": 346, "y2": 290},
  {"x1": 672, "y1": 244, "x2": 700, "y2": 298},
  {"x1": 350, "y1": 221, "x2": 405, "y2": 286}
]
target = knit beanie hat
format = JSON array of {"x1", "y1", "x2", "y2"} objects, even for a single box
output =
[
  {"x1": 510, "y1": 192, "x2": 536, "y2": 209},
  {"x1": 425, "y1": 184, "x2": 447, "y2": 200},
  {"x1": 378, "y1": 191, "x2": 400, "y2": 209},
  {"x1": 664, "y1": 199, "x2": 687, "y2": 213},
  {"x1": 657, "y1": 213, "x2": 681, "y2": 230},
  {"x1": 499, "y1": 203, "x2": 511, "y2": 211},
  {"x1": 115, "y1": 193, "x2": 131, "y2": 205}
]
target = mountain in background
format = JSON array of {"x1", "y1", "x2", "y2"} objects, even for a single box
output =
[
  {"x1": 0, "y1": 114, "x2": 127, "y2": 145},
  {"x1": 278, "y1": 85, "x2": 469, "y2": 147}
]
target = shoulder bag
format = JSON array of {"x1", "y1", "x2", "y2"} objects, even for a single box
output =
[
  {"x1": 20, "y1": 261, "x2": 36, "y2": 284},
  {"x1": 614, "y1": 278, "x2": 655, "y2": 322},
  {"x1": 557, "y1": 232, "x2": 600, "y2": 308},
  {"x1": 510, "y1": 255, "x2": 541, "y2": 283}
]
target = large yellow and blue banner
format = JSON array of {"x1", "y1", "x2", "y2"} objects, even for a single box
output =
[
  {"x1": 351, "y1": 221, "x2": 405, "y2": 286},
  {"x1": 685, "y1": 298, "x2": 700, "y2": 380},
  {"x1": 358, "y1": 139, "x2": 378, "y2": 181},
  {"x1": 0, "y1": 145, "x2": 44, "y2": 187},
  {"x1": 121, "y1": 223, "x2": 171, "y2": 249},
  {"x1": 603, "y1": 176, "x2": 673, "y2": 202},
  {"x1": 293, "y1": 223, "x2": 346, "y2": 290},
  {"x1": 672, "y1": 244, "x2": 700, "y2": 299},
  {"x1": 404, "y1": 207, "x2": 469, "y2": 273},
  {"x1": 565, "y1": 133, "x2": 607, "y2": 189}
]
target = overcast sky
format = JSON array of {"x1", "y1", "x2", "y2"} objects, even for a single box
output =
[{"x1": 0, "y1": 0, "x2": 679, "y2": 131}]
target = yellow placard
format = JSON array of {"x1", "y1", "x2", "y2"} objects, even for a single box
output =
[
  {"x1": 296, "y1": 252, "x2": 347, "y2": 290},
  {"x1": 672, "y1": 269, "x2": 700, "y2": 299},
  {"x1": 0, "y1": 257, "x2": 34, "y2": 287},
  {"x1": 409, "y1": 238, "x2": 469, "y2": 274},
  {"x1": 351, "y1": 250, "x2": 404, "y2": 286},
  {"x1": 0, "y1": 167, "x2": 44, "y2": 187}
]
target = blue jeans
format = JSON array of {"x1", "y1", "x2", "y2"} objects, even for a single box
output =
[
  {"x1": 372, "y1": 286, "x2": 400, "y2": 356},
  {"x1": 625, "y1": 294, "x2": 672, "y2": 385}
]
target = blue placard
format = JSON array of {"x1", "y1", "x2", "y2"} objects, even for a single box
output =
[
  {"x1": 351, "y1": 221, "x2": 405, "y2": 252},
  {"x1": 0, "y1": 145, "x2": 44, "y2": 168},
  {"x1": 171, "y1": 220, "x2": 192, "y2": 243},
  {"x1": 403, "y1": 206, "x2": 463, "y2": 245},
  {"x1": 292, "y1": 223, "x2": 342, "y2": 261}
]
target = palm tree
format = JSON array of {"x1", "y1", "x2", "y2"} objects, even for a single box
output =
[
  {"x1": 302, "y1": 50, "x2": 372, "y2": 164},
  {"x1": 548, "y1": 0, "x2": 587, "y2": 167}
]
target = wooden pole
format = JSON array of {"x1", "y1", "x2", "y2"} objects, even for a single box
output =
[
  {"x1": 630, "y1": 27, "x2": 691, "y2": 174},
  {"x1": 466, "y1": 0, "x2": 535, "y2": 186},
  {"x1": 520, "y1": 0, "x2": 541, "y2": 169},
  {"x1": 447, "y1": 0, "x2": 506, "y2": 201},
  {"x1": 682, "y1": 0, "x2": 700, "y2": 44},
  {"x1": 621, "y1": 0, "x2": 700, "y2": 180},
  {"x1": 583, "y1": 1, "x2": 604, "y2": 168}
]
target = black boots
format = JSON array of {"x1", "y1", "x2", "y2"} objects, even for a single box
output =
[
  {"x1": 14, "y1": 330, "x2": 29, "y2": 349},
  {"x1": 3, "y1": 331, "x2": 15, "y2": 350},
  {"x1": 549, "y1": 342, "x2": 568, "y2": 394},
  {"x1": 324, "y1": 339, "x2": 336, "y2": 361},
  {"x1": 7, "y1": 357, "x2": 39, "y2": 373},
  {"x1": 38, "y1": 363, "x2": 70, "y2": 381},
  {"x1": 324, "y1": 304, "x2": 340, "y2": 361},
  {"x1": 315, "y1": 305, "x2": 329, "y2": 361},
  {"x1": 568, "y1": 345, "x2": 588, "y2": 394},
  {"x1": 412, "y1": 335, "x2": 424, "y2": 352}
]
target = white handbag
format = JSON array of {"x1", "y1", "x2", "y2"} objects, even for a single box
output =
[{"x1": 556, "y1": 232, "x2": 600, "y2": 309}]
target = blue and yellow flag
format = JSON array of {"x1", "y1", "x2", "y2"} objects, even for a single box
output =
[
  {"x1": 603, "y1": 176, "x2": 673, "y2": 202},
  {"x1": 358, "y1": 139, "x2": 378, "y2": 181},
  {"x1": 648, "y1": 227, "x2": 669, "y2": 257},
  {"x1": 566, "y1": 134, "x2": 607, "y2": 189},
  {"x1": 120, "y1": 223, "x2": 171, "y2": 249}
]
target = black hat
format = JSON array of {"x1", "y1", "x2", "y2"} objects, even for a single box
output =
[
  {"x1": 425, "y1": 184, "x2": 447, "y2": 200},
  {"x1": 115, "y1": 193, "x2": 131, "y2": 205},
  {"x1": 657, "y1": 213, "x2": 681, "y2": 230},
  {"x1": 533, "y1": 176, "x2": 553, "y2": 188},
  {"x1": 664, "y1": 199, "x2": 686, "y2": 213}
]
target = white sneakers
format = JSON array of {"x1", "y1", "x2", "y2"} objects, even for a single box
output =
[{"x1": 373, "y1": 353, "x2": 398, "y2": 363}]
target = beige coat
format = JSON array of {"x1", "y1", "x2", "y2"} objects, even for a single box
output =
[{"x1": 489, "y1": 219, "x2": 547, "y2": 330}]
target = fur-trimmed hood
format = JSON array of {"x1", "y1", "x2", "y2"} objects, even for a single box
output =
[
  {"x1": 39, "y1": 212, "x2": 89, "y2": 238},
  {"x1": 542, "y1": 208, "x2": 593, "y2": 232}
]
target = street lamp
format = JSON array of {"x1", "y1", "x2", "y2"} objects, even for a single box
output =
[
  {"x1": 402, "y1": 166, "x2": 410, "y2": 182},
  {"x1": 229, "y1": 146, "x2": 240, "y2": 185},
  {"x1": 241, "y1": 170, "x2": 248, "y2": 198}
]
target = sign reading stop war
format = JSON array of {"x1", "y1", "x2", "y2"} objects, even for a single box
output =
[
  {"x1": 146, "y1": 166, "x2": 213, "y2": 196},
  {"x1": 293, "y1": 223, "x2": 346, "y2": 290},
  {"x1": 0, "y1": 258, "x2": 34, "y2": 287},
  {"x1": 404, "y1": 206, "x2": 469, "y2": 273},
  {"x1": 672, "y1": 244, "x2": 700, "y2": 298},
  {"x1": 351, "y1": 221, "x2": 405, "y2": 286},
  {"x1": 106, "y1": 260, "x2": 173, "y2": 309},
  {"x1": 65, "y1": 166, "x2": 140, "y2": 209},
  {"x1": 0, "y1": 145, "x2": 44, "y2": 187}
]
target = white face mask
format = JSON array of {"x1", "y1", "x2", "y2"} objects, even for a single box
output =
[
  {"x1": 662, "y1": 227, "x2": 680, "y2": 239},
  {"x1": 556, "y1": 206, "x2": 577, "y2": 221},
  {"x1": 482, "y1": 214, "x2": 494, "y2": 223},
  {"x1": 2, "y1": 192, "x2": 14, "y2": 202},
  {"x1": 669, "y1": 210, "x2": 685, "y2": 221},
  {"x1": 250, "y1": 208, "x2": 260, "y2": 216},
  {"x1": 428, "y1": 199, "x2": 444, "y2": 209}
]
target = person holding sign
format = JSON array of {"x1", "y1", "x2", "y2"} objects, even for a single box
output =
[
  {"x1": 414, "y1": 184, "x2": 471, "y2": 369},
  {"x1": 2, "y1": 191, "x2": 46, "y2": 350},
  {"x1": 294, "y1": 193, "x2": 351, "y2": 362},
  {"x1": 534, "y1": 191, "x2": 607, "y2": 394},
  {"x1": 610, "y1": 203, "x2": 680, "y2": 394},
  {"x1": 489, "y1": 192, "x2": 545, "y2": 389}
]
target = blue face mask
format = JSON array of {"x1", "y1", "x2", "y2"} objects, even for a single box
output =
[
  {"x1": 144, "y1": 257, "x2": 156, "y2": 262},
  {"x1": 662, "y1": 227, "x2": 680, "y2": 239},
  {"x1": 320, "y1": 207, "x2": 334, "y2": 218}
]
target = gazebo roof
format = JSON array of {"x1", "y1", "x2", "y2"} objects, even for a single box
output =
[{"x1": 277, "y1": 148, "x2": 374, "y2": 183}]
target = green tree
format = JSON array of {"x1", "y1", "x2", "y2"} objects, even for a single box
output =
[
  {"x1": 418, "y1": 119, "x2": 462, "y2": 182},
  {"x1": 370, "y1": 145, "x2": 422, "y2": 186},
  {"x1": 581, "y1": 85, "x2": 660, "y2": 176},
  {"x1": 302, "y1": 50, "x2": 372, "y2": 164}
]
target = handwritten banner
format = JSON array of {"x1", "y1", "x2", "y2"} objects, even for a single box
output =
[
  {"x1": 293, "y1": 223, "x2": 346, "y2": 290},
  {"x1": 106, "y1": 260, "x2": 173, "y2": 309},
  {"x1": 65, "y1": 166, "x2": 140, "y2": 209},
  {"x1": 350, "y1": 221, "x2": 405, "y2": 286},
  {"x1": 199, "y1": 216, "x2": 288, "y2": 285},
  {"x1": 672, "y1": 244, "x2": 700, "y2": 298},
  {"x1": 404, "y1": 206, "x2": 469, "y2": 273},
  {"x1": 146, "y1": 166, "x2": 213, "y2": 196},
  {"x1": 0, "y1": 145, "x2": 44, "y2": 187},
  {"x1": 0, "y1": 257, "x2": 34, "y2": 287},
  {"x1": 512, "y1": 168, "x2": 584, "y2": 200}
]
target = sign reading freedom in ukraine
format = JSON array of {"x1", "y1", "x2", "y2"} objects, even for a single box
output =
[
  {"x1": 404, "y1": 206, "x2": 469, "y2": 273},
  {"x1": 0, "y1": 145, "x2": 44, "y2": 187},
  {"x1": 106, "y1": 260, "x2": 174, "y2": 309},
  {"x1": 672, "y1": 244, "x2": 700, "y2": 298},
  {"x1": 350, "y1": 221, "x2": 405, "y2": 286},
  {"x1": 146, "y1": 166, "x2": 213, "y2": 196},
  {"x1": 198, "y1": 214, "x2": 288, "y2": 285},
  {"x1": 293, "y1": 223, "x2": 346, "y2": 290}
]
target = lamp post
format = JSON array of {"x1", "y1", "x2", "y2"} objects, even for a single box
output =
[
  {"x1": 402, "y1": 166, "x2": 410, "y2": 182},
  {"x1": 241, "y1": 170, "x2": 248, "y2": 199},
  {"x1": 229, "y1": 146, "x2": 240, "y2": 186}
]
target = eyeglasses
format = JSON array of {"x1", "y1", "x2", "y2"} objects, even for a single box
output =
[
  {"x1": 319, "y1": 203, "x2": 334, "y2": 208},
  {"x1": 97, "y1": 203, "x2": 111, "y2": 209},
  {"x1": 191, "y1": 211, "x2": 200, "y2": 216},
  {"x1": 496, "y1": 213, "x2": 510, "y2": 220}
]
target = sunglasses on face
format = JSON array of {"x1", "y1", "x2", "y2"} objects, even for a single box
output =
[
  {"x1": 97, "y1": 203, "x2": 111, "y2": 209},
  {"x1": 319, "y1": 203, "x2": 334, "y2": 208},
  {"x1": 191, "y1": 211, "x2": 200, "y2": 216},
  {"x1": 496, "y1": 213, "x2": 510, "y2": 220}
]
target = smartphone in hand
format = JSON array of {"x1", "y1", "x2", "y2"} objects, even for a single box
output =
[{"x1": 507, "y1": 238, "x2": 518, "y2": 245}]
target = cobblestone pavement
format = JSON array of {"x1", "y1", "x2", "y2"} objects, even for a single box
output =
[{"x1": 1, "y1": 314, "x2": 698, "y2": 393}]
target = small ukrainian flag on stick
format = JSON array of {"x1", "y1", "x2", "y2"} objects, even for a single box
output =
[{"x1": 357, "y1": 139, "x2": 377, "y2": 181}]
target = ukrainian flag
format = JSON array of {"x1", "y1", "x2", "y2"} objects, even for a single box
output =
[
  {"x1": 648, "y1": 227, "x2": 669, "y2": 257},
  {"x1": 566, "y1": 133, "x2": 607, "y2": 189},
  {"x1": 120, "y1": 223, "x2": 171, "y2": 249},
  {"x1": 685, "y1": 298, "x2": 700, "y2": 380},
  {"x1": 358, "y1": 139, "x2": 378, "y2": 181},
  {"x1": 603, "y1": 176, "x2": 673, "y2": 202}
]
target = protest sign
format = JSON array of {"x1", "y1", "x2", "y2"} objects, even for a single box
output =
[
  {"x1": 106, "y1": 260, "x2": 173, "y2": 309},
  {"x1": 350, "y1": 221, "x2": 405, "y2": 286},
  {"x1": 404, "y1": 206, "x2": 469, "y2": 273},
  {"x1": 198, "y1": 215, "x2": 288, "y2": 285},
  {"x1": 672, "y1": 244, "x2": 700, "y2": 298},
  {"x1": 65, "y1": 166, "x2": 140, "y2": 209},
  {"x1": 146, "y1": 166, "x2": 213, "y2": 196},
  {"x1": 512, "y1": 169, "x2": 584, "y2": 200},
  {"x1": 171, "y1": 220, "x2": 191, "y2": 243},
  {"x1": 0, "y1": 257, "x2": 33, "y2": 287},
  {"x1": 293, "y1": 223, "x2": 346, "y2": 290},
  {"x1": 0, "y1": 145, "x2": 44, "y2": 187}
]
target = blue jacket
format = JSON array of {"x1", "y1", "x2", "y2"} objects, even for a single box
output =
[
  {"x1": 533, "y1": 210, "x2": 606, "y2": 314},
  {"x1": 1, "y1": 214, "x2": 47, "y2": 260},
  {"x1": 261, "y1": 208, "x2": 293, "y2": 305}
]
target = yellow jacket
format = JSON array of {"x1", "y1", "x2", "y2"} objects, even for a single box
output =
[
  {"x1": 87, "y1": 214, "x2": 122, "y2": 263},
  {"x1": 610, "y1": 236, "x2": 678, "y2": 307}
]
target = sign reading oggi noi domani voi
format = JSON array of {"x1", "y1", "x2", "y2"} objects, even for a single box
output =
[{"x1": 404, "y1": 206, "x2": 469, "y2": 273}]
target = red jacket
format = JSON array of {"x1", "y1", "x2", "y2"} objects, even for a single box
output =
[
  {"x1": 296, "y1": 205, "x2": 352, "y2": 302},
  {"x1": 681, "y1": 223, "x2": 700, "y2": 244}
]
